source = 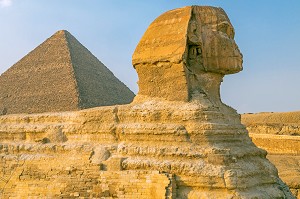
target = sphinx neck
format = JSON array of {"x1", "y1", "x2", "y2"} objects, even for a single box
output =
[{"x1": 188, "y1": 72, "x2": 224, "y2": 105}]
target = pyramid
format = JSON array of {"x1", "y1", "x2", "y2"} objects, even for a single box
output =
[{"x1": 0, "y1": 30, "x2": 135, "y2": 114}]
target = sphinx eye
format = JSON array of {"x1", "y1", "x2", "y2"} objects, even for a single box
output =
[
  {"x1": 218, "y1": 23, "x2": 229, "y2": 34},
  {"x1": 217, "y1": 22, "x2": 234, "y2": 39}
]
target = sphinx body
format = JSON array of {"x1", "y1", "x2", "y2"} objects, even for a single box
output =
[
  {"x1": 124, "y1": 5, "x2": 293, "y2": 198},
  {"x1": 0, "y1": 6, "x2": 295, "y2": 199}
]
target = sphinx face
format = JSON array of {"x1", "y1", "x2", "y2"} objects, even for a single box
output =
[{"x1": 187, "y1": 7, "x2": 243, "y2": 75}]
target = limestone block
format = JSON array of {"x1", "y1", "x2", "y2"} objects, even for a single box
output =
[
  {"x1": 45, "y1": 126, "x2": 67, "y2": 143},
  {"x1": 102, "y1": 156, "x2": 124, "y2": 171},
  {"x1": 90, "y1": 146, "x2": 110, "y2": 164}
]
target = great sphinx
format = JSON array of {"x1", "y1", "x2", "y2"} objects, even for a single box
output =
[{"x1": 0, "y1": 5, "x2": 295, "y2": 199}]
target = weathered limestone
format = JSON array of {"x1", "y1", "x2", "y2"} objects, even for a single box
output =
[
  {"x1": 0, "y1": 30, "x2": 135, "y2": 115},
  {"x1": 0, "y1": 102, "x2": 295, "y2": 198},
  {"x1": 0, "y1": 5, "x2": 295, "y2": 199},
  {"x1": 242, "y1": 112, "x2": 300, "y2": 198}
]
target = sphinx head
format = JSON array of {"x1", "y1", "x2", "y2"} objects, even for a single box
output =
[
  {"x1": 132, "y1": 6, "x2": 243, "y2": 103},
  {"x1": 187, "y1": 6, "x2": 243, "y2": 75}
]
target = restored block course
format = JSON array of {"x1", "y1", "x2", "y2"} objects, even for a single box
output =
[{"x1": 0, "y1": 143, "x2": 174, "y2": 198}]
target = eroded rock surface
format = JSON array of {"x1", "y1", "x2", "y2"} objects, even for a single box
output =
[{"x1": 0, "y1": 5, "x2": 295, "y2": 199}]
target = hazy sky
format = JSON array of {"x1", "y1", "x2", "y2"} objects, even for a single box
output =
[{"x1": 0, "y1": 0, "x2": 299, "y2": 113}]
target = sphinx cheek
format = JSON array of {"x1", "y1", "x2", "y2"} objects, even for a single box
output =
[
  {"x1": 200, "y1": 31, "x2": 220, "y2": 72},
  {"x1": 209, "y1": 33, "x2": 243, "y2": 74}
]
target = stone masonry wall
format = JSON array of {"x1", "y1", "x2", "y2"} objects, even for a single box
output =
[{"x1": 0, "y1": 142, "x2": 174, "y2": 199}]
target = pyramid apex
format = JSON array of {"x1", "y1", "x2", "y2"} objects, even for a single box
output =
[
  {"x1": 50, "y1": 30, "x2": 74, "y2": 43},
  {"x1": 52, "y1": 30, "x2": 72, "y2": 37}
]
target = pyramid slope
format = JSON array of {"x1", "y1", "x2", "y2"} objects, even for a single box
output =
[
  {"x1": 64, "y1": 31, "x2": 135, "y2": 108},
  {"x1": 0, "y1": 30, "x2": 79, "y2": 114},
  {"x1": 0, "y1": 30, "x2": 135, "y2": 115}
]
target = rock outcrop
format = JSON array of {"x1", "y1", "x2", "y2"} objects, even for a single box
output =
[
  {"x1": 0, "y1": 6, "x2": 295, "y2": 199},
  {"x1": 242, "y1": 112, "x2": 300, "y2": 198},
  {"x1": 242, "y1": 112, "x2": 300, "y2": 136},
  {"x1": 0, "y1": 30, "x2": 135, "y2": 115}
]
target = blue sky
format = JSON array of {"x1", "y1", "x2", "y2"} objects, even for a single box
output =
[{"x1": 0, "y1": 0, "x2": 299, "y2": 113}]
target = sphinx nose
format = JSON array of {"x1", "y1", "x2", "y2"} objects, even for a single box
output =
[{"x1": 234, "y1": 45, "x2": 242, "y2": 57}]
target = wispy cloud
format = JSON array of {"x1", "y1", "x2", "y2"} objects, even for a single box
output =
[{"x1": 0, "y1": 0, "x2": 12, "y2": 8}]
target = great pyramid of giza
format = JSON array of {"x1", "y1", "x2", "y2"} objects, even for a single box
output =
[{"x1": 0, "y1": 30, "x2": 135, "y2": 115}]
